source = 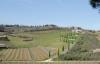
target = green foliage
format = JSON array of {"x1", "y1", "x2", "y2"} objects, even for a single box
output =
[
  {"x1": 90, "y1": 0, "x2": 100, "y2": 8},
  {"x1": 49, "y1": 50, "x2": 51, "y2": 58},
  {"x1": 58, "y1": 33, "x2": 100, "y2": 60},
  {"x1": 57, "y1": 48, "x2": 60, "y2": 56},
  {"x1": 62, "y1": 46, "x2": 64, "y2": 51},
  {"x1": 61, "y1": 32, "x2": 80, "y2": 50},
  {"x1": 8, "y1": 30, "x2": 69, "y2": 48},
  {"x1": 60, "y1": 52, "x2": 92, "y2": 60},
  {"x1": 90, "y1": 0, "x2": 100, "y2": 13}
]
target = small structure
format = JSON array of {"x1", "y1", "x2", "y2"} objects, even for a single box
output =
[{"x1": 71, "y1": 27, "x2": 82, "y2": 33}]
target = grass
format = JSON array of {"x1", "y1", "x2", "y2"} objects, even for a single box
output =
[
  {"x1": 8, "y1": 30, "x2": 71, "y2": 49},
  {"x1": 8, "y1": 36, "x2": 34, "y2": 48}
]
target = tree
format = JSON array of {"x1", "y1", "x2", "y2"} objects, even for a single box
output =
[
  {"x1": 49, "y1": 50, "x2": 51, "y2": 58},
  {"x1": 61, "y1": 32, "x2": 77, "y2": 50},
  {"x1": 90, "y1": 0, "x2": 100, "y2": 9},
  {"x1": 57, "y1": 48, "x2": 60, "y2": 56}
]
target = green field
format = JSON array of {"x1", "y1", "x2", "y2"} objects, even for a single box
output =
[{"x1": 8, "y1": 30, "x2": 72, "y2": 49}]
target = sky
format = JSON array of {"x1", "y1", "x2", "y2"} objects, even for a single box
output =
[{"x1": 0, "y1": 0, "x2": 100, "y2": 30}]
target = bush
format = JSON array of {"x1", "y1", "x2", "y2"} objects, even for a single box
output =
[{"x1": 58, "y1": 33, "x2": 100, "y2": 60}]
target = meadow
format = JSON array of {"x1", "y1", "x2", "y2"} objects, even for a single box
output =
[{"x1": 8, "y1": 30, "x2": 70, "y2": 48}]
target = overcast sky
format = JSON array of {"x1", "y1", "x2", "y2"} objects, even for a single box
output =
[{"x1": 0, "y1": 0, "x2": 100, "y2": 30}]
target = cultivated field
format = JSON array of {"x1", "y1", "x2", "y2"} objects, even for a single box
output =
[
  {"x1": 0, "y1": 29, "x2": 82, "y2": 61},
  {"x1": 0, "y1": 47, "x2": 58, "y2": 61}
]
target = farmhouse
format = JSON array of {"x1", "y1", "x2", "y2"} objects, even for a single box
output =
[{"x1": 71, "y1": 27, "x2": 82, "y2": 33}]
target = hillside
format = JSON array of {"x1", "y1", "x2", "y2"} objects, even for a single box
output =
[
  {"x1": 7, "y1": 29, "x2": 71, "y2": 49},
  {"x1": 57, "y1": 32, "x2": 100, "y2": 60}
]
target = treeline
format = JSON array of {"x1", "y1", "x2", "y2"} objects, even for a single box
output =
[
  {"x1": 0, "y1": 24, "x2": 59, "y2": 28},
  {"x1": 0, "y1": 24, "x2": 60, "y2": 33}
]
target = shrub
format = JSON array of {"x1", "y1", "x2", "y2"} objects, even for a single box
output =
[{"x1": 58, "y1": 33, "x2": 100, "y2": 60}]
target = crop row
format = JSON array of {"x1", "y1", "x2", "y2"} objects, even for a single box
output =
[
  {"x1": 0, "y1": 47, "x2": 56, "y2": 61},
  {"x1": 0, "y1": 48, "x2": 32, "y2": 61},
  {"x1": 30, "y1": 47, "x2": 49, "y2": 61}
]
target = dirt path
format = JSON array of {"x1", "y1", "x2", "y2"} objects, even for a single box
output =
[
  {"x1": 42, "y1": 48, "x2": 68, "y2": 62},
  {"x1": 96, "y1": 35, "x2": 100, "y2": 41}
]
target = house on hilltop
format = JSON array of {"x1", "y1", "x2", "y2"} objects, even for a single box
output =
[{"x1": 71, "y1": 27, "x2": 82, "y2": 33}]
